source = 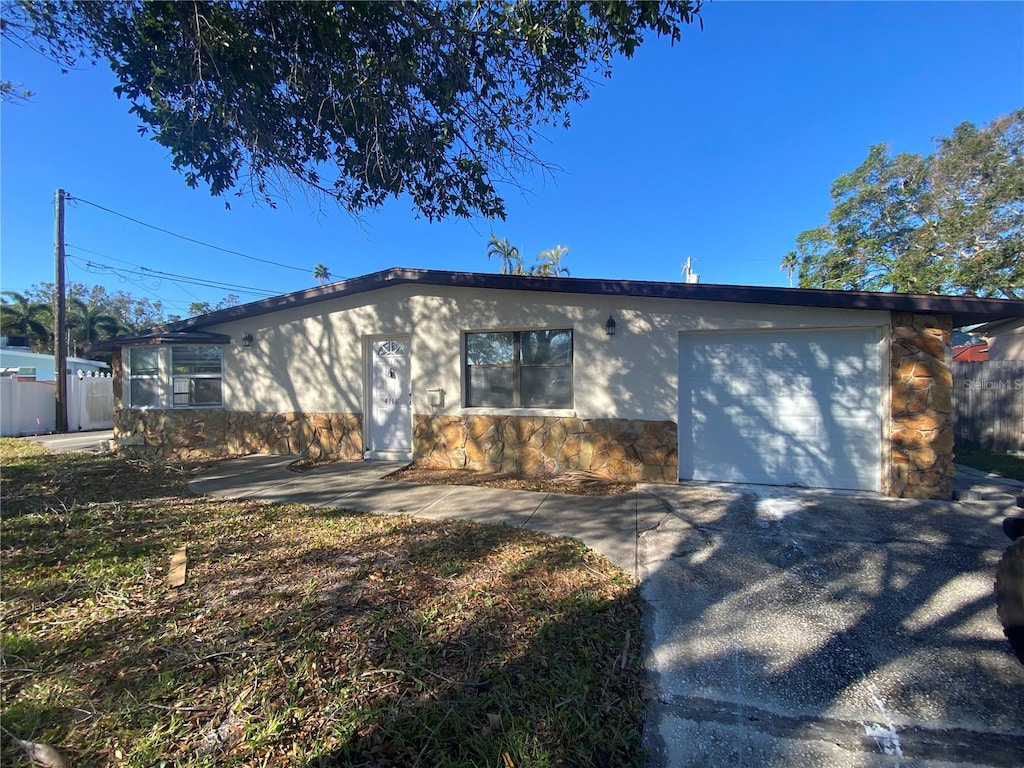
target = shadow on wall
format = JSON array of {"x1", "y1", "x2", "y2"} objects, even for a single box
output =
[{"x1": 675, "y1": 329, "x2": 881, "y2": 491}]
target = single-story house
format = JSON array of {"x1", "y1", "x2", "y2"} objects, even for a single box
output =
[{"x1": 90, "y1": 268, "x2": 1024, "y2": 500}]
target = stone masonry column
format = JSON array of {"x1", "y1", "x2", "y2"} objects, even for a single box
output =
[{"x1": 888, "y1": 312, "x2": 955, "y2": 499}]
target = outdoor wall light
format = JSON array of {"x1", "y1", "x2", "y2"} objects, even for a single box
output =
[
  {"x1": 605, "y1": 315, "x2": 617, "y2": 336},
  {"x1": 240, "y1": 332, "x2": 254, "y2": 347}
]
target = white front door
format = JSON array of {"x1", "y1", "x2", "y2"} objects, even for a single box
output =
[{"x1": 368, "y1": 338, "x2": 411, "y2": 460}]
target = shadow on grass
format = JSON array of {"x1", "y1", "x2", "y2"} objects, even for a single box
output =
[{"x1": 1, "y1": 444, "x2": 646, "y2": 767}]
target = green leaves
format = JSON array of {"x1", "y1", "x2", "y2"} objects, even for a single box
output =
[
  {"x1": 791, "y1": 110, "x2": 1024, "y2": 298},
  {"x1": 486, "y1": 235, "x2": 570, "y2": 276},
  {"x1": 7, "y1": 1, "x2": 703, "y2": 220}
]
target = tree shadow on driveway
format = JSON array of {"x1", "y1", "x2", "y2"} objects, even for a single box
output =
[{"x1": 640, "y1": 483, "x2": 1024, "y2": 767}]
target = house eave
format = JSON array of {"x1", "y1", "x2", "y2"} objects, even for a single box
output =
[
  {"x1": 87, "y1": 330, "x2": 232, "y2": 354},
  {"x1": 98, "y1": 268, "x2": 1024, "y2": 343}
]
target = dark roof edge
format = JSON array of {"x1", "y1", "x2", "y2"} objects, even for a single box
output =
[
  {"x1": 88, "y1": 330, "x2": 232, "y2": 354},
  {"x1": 971, "y1": 315, "x2": 1024, "y2": 335},
  {"x1": 106, "y1": 268, "x2": 1024, "y2": 345}
]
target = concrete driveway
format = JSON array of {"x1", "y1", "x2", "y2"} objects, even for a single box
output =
[
  {"x1": 25, "y1": 429, "x2": 113, "y2": 453},
  {"x1": 639, "y1": 482, "x2": 1024, "y2": 767}
]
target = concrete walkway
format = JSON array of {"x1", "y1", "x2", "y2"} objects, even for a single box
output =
[{"x1": 188, "y1": 455, "x2": 669, "y2": 577}]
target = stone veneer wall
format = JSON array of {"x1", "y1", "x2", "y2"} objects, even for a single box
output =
[
  {"x1": 888, "y1": 312, "x2": 954, "y2": 499},
  {"x1": 413, "y1": 414, "x2": 677, "y2": 483},
  {"x1": 113, "y1": 407, "x2": 363, "y2": 462}
]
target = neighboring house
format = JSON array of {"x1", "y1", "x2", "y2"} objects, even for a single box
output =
[
  {"x1": 0, "y1": 339, "x2": 111, "y2": 380},
  {"x1": 971, "y1": 316, "x2": 1024, "y2": 361},
  {"x1": 91, "y1": 268, "x2": 1024, "y2": 500},
  {"x1": 952, "y1": 342, "x2": 989, "y2": 362},
  {"x1": 0, "y1": 340, "x2": 114, "y2": 436}
]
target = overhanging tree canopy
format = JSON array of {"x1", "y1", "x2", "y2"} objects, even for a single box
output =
[
  {"x1": 787, "y1": 110, "x2": 1024, "y2": 299},
  {"x1": 4, "y1": 0, "x2": 702, "y2": 219}
]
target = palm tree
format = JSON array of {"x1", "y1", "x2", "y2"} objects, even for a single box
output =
[
  {"x1": 67, "y1": 297, "x2": 123, "y2": 355},
  {"x1": 532, "y1": 245, "x2": 570, "y2": 277},
  {"x1": 780, "y1": 252, "x2": 799, "y2": 287},
  {"x1": 486, "y1": 234, "x2": 525, "y2": 275},
  {"x1": 0, "y1": 290, "x2": 53, "y2": 351},
  {"x1": 313, "y1": 264, "x2": 332, "y2": 286}
]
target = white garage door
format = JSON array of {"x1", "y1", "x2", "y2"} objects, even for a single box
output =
[{"x1": 678, "y1": 327, "x2": 883, "y2": 491}]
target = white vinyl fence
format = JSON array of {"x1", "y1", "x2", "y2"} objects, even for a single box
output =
[
  {"x1": 68, "y1": 371, "x2": 114, "y2": 431},
  {"x1": 0, "y1": 377, "x2": 57, "y2": 436},
  {"x1": 0, "y1": 371, "x2": 114, "y2": 437}
]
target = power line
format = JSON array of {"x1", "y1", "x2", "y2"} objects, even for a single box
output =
[
  {"x1": 66, "y1": 245, "x2": 206, "y2": 305},
  {"x1": 64, "y1": 194, "x2": 313, "y2": 274},
  {"x1": 139, "y1": 266, "x2": 278, "y2": 296},
  {"x1": 65, "y1": 255, "x2": 201, "y2": 309},
  {"x1": 64, "y1": 246, "x2": 278, "y2": 297},
  {"x1": 66, "y1": 255, "x2": 277, "y2": 299}
]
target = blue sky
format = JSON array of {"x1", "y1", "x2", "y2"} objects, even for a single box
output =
[{"x1": 2, "y1": 2, "x2": 1022, "y2": 319}]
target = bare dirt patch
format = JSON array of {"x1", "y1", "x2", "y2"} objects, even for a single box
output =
[{"x1": 385, "y1": 463, "x2": 635, "y2": 496}]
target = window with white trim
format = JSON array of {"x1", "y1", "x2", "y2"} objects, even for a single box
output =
[
  {"x1": 126, "y1": 345, "x2": 223, "y2": 408},
  {"x1": 465, "y1": 329, "x2": 572, "y2": 408}
]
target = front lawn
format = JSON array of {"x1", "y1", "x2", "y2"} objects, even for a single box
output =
[
  {"x1": 0, "y1": 440, "x2": 646, "y2": 767},
  {"x1": 955, "y1": 446, "x2": 1024, "y2": 482}
]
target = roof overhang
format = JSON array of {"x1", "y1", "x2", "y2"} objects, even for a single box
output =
[
  {"x1": 95, "y1": 268, "x2": 1024, "y2": 344},
  {"x1": 87, "y1": 330, "x2": 232, "y2": 354},
  {"x1": 970, "y1": 315, "x2": 1024, "y2": 337}
]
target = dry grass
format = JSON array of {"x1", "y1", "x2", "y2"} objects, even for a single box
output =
[{"x1": 0, "y1": 439, "x2": 647, "y2": 767}]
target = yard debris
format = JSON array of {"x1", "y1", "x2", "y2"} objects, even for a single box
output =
[
  {"x1": 2, "y1": 440, "x2": 647, "y2": 767},
  {"x1": 197, "y1": 713, "x2": 244, "y2": 755},
  {"x1": 168, "y1": 545, "x2": 188, "y2": 588},
  {"x1": 384, "y1": 464, "x2": 634, "y2": 496},
  {"x1": 2, "y1": 731, "x2": 68, "y2": 768}
]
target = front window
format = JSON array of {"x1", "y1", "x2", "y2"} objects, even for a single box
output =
[
  {"x1": 128, "y1": 347, "x2": 162, "y2": 408},
  {"x1": 465, "y1": 329, "x2": 572, "y2": 408},
  {"x1": 126, "y1": 345, "x2": 223, "y2": 408},
  {"x1": 172, "y1": 346, "x2": 223, "y2": 406}
]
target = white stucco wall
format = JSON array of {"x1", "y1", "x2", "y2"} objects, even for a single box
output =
[
  {"x1": 208, "y1": 284, "x2": 890, "y2": 422},
  {"x1": 985, "y1": 319, "x2": 1024, "y2": 361}
]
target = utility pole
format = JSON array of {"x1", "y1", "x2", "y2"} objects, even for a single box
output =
[{"x1": 54, "y1": 188, "x2": 68, "y2": 433}]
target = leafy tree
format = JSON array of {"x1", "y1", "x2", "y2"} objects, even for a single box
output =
[
  {"x1": 779, "y1": 251, "x2": 798, "y2": 287},
  {"x1": 25, "y1": 282, "x2": 166, "y2": 333},
  {"x1": 791, "y1": 110, "x2": 1024, "y2": 298},
  {"x1": 313, "y1": 264, "x2": 332, "y2": 286},
  {"x1": 66, "y1": 297, "x2": 124, "y2": 355},
  {"x1": 486, "y1": 235, "x2": 525, "y2": 275},
  {"x1": 3, "y1": 1, "x2": 702, "y2": 219},
  {"x1": 0, "y1": 79, "x2": 33, "y2": 102},
  {"x1": 487, "y1": 234, "x2": 571, "y2": 276},
  {"x1": 188, "y1": 294, "x2": 241, "y2": 317},
  {"x1": 534, "y1": 245, "x2": 571, "y2": 277},
  {"x1": 0, "y1": 290, "x2": 53, "y2": 350}
]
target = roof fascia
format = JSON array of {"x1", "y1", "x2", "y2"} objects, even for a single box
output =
[{"x1": 107, "y1": 268, "x2": 1024, "y2": 340}]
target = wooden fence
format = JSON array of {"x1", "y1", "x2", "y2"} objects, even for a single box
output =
[{"x1": 952, "y1": 361, "x2": 1024, "y2": 453}]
